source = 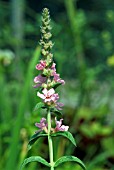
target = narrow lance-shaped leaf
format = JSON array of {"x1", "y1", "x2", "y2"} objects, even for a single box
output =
[
  {"x1": 34, "y1": 102, "x2": 46, "y2": 111},
  {"x1": 28, "y1": 132, "x2": 48, "y2": 150},
  {"x1": 20, "y1": 156, "x2": 50, "y2": 170},
  {"x1": 51, "y1": 82, "x2": 62, "y2": 89},
  {"x1": 54, "y1": 156, "x2": 86, "y2": 170},
  {"x1": 50, "y1": 108, "x2": 63, "y2": 118},
  {"x1": 51, "y1": 131, "x2": 76, "y2": 146}
]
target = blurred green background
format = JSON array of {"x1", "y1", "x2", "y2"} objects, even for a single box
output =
[{"x1": 0, "y1": 0, "x2": 114, "y2": 170}]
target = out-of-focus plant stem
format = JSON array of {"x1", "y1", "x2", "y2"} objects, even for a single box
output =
[
  {"x1": 11, "y1": 0, "x2": 25, "y2": 81},
  {"x1": 64, "y1": 0, "x2": 87, "y2": 124},
  {"x1": 64, "y1": 0, "x2": 86, "y2": 68},
  {"x1": 11, "y1": 0, "x2": 25, "y2": 57}
]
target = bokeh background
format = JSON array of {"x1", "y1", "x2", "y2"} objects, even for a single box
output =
[{"x1": 0, "y1": 0, "x2": 114, "y2": 170}]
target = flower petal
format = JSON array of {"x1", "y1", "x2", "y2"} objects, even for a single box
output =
[
  {"x1": 42, "y1": 88, "x2": 48, "y2": 95},
  {"x1": 55, "y1": 117, "x2": 63, "y2": 128},
  {"x1": 48, "y1": 88, "x2": 55, "y2": 96},
  {"x1": 60, "y1": 125, "x2": 69, "y2": 131},
  {"x1": 37, "y1": 92, "x2": 46, "y2": 99}
]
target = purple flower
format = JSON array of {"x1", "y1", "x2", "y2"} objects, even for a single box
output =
[
  {"x1": 36, "y1": 60, "x2": 46, "y2": 70},
  {"x1": 51, "y1": 93, "x2": 59, "y2": 102},
  {"x1": 51, "y1": 63, "x2": 56, "y2": 72},
  {"x1": 55, "y1": 117, "x2": 69, "y2": 132},
  {"x1": 55, "y1": 102, "x2": 64, "y2": 110},
  {"x1": 33, "y1": 75, "x2": 47, "y2": 88},
  {"x1": 37, "y1": 88, "x2": 59, "y2": 103},
  {"x1": 35, "y1": 118, "x2": 48, "y2": 133}
]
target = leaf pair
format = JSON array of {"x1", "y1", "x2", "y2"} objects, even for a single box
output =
[
  {"x1": 20, "y1": 155, "x2": 86, "y2": 170},
  {"x1": 28, "y1": 131, "x2": 76, "y2": 150}
]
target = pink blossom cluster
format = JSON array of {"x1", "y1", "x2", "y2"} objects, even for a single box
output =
[
  {"x1": 35, "y1": 117, "x2": 69, "y2": 133},
  {"x1": 34, "y1": 60, "x2": 65, "y2": 88},
  {"x1": 34, "y1": 57, "x2": 67, "y2": 132},
  {"x1": 37, "y1": 88, "x2": 63, "y2": 110},
  {"x1": 34, "y1": 59, "x2": 65, "y2": 110}
]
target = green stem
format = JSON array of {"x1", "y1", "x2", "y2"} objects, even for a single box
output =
[{"x1": 47, "y1": 109, "x2": 54, "y2": 170}]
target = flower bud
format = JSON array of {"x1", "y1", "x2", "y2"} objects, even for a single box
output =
[{"x1": 42, "y1": 83, "x2": 48, "y2": 88}]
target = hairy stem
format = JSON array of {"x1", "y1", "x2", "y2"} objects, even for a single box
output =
[{"x1": 47, "y1": 109, "x2": 54, "y2": 170}]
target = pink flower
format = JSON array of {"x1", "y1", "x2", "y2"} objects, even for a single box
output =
[
  {"x1": 53, "y1": 72, "x2": 65, "y2": 85},
  {"x1": 33, "y1": 75, "x2": 47, "y2": 88},
  {"x1": 35, "y1": 118, "x2": 48, "y2": 133},
  {"x1": 37, "y1": 88, "x2": 59, "y2": 103},
  {"x1": 55, "y1": 117, "x2": 69, "y2": 132},
  {"x1": 36, "y1": 60, "x2": 46, "y2": 70}
]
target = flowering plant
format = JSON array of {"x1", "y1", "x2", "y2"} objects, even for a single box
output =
[{"x1": 20, "y1": 8, "x2": 86, "y2": 170}]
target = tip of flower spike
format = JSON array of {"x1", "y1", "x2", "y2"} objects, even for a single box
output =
[
  {"x1": 43, "y1": 8, "x2": 49, "y2": 11},
  {"x1": 42, "y1": 8, "x2": 50, "y2": 15}
]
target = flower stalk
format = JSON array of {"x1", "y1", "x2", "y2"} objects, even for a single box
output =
[{"x1": 47, "y1": 109, "x2": 54, "y2": 170}]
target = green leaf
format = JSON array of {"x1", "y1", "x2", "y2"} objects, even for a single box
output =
[
  {"x1": 20, "y1": 156, "x2": 50, "y2": 170},
  {"x1": 28, "y1": 132, "x2": 48, "y2": 150},
  {"x1": 50, "y1": 108, "x2": 63, "y2": 117},
  {"x1": 51, "y1": 131, "x2": 76, "y2": 146},
  {"x1": 34, "y1": 102, "x2": 46, "y2": 111},
  {"x1": 51, "y1": 82, "x2": 62, "y2": 89},
  {"x1": 54, "y1": 156, "x2": 86, "y2": 170}
]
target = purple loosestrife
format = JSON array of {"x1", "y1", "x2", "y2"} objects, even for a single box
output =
[{"x1": 20, "y1": 8, "x2": 86, "y2": 170}]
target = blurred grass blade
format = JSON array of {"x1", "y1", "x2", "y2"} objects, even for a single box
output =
[
  {"x1": 87, "y1": 151, "x2": 112, "y2": 170},
  {"x1": 5, "y1": 46, "x2": 41, "y2": 170}
]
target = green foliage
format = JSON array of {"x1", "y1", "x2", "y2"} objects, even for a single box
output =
[
  {"x1": 87, "y1": 152, "x2": 112, "y2": 170},
  {"x1": 50, "y1": 108, "x2": 63, "y2": 117},
  {"x1": 28, "y1": 132, "x2": 48, "y2": 150},
  {"x1": 51, "y1": 82, "x2": 62, "y2": 89},
  {"x1": 51, "y1": 131, "x2": 76, "y2": 146},
  {"x1": 54, "y1": 156, "x2": 86, "y2": 170},
  {"x1": 34, "y1": 102, "x2": 46, "y2": 111},
  {"x1": 20, "y1": 156, "x2": 51, "y2": 170}
]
